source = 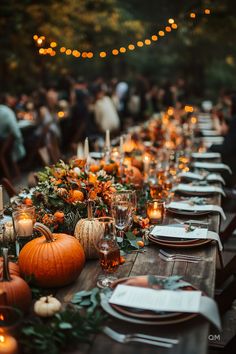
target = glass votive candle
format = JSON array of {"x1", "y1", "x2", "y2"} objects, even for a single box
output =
[
  {"x1": 146, "y1": 199, "x2": 165, "y2": 224},
  {"x1": 12, "y1": 207, "x2": 35, "y2": 238}
]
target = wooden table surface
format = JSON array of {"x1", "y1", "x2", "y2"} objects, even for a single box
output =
[{"x1": 57, "y1": 192, "x2": 221, "y2": 354}]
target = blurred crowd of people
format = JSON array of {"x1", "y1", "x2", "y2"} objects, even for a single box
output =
[{"x1": 0, "y1": 75, "x2": 187, "y2": 180}]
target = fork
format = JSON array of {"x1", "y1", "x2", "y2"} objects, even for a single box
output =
[
  {"x1": 102, "y1": 326, "x2": 178, "y2": 348},
  {"x1": 159, "y1": 249, "x2": 203, "y2": 263}
]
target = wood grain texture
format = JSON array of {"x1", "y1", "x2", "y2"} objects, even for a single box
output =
[{"x1": 58, "y1": 191, "x2": 221, "y2": 354}]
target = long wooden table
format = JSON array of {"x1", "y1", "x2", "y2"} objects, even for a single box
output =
[{"x1": 57, "y1": 192, "x2": 220, "y2": 354}]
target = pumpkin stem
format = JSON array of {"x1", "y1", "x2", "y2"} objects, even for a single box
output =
[
  {"x1": 1, "y1": 248, "x2": 11, "y2": 282},
  {"x1": 33, "y1": 222, "x2": 55, "y2": 242},
  {"x1": 87, "y1": 200, "x2": 94, "y2": 220}
]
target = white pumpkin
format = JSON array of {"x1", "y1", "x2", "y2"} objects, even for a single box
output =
[
  {"x1": 74, "y1": 218, "x2": 103, "y2": 259},
  {"x1": 34, "y1": 295, "x2": 61, "y2": 317},
  {"x1": 74, "y1": 200, "x2": 103, "y2": 259}
]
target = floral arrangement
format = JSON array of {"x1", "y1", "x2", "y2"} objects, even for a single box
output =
[{"x1": 16, "y1": 160, "x2": 117, "y2": 234}]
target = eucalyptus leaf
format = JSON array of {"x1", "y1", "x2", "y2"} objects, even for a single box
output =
[{"x1": 59, "y1": 322, "x2": 73, "y2": 329}]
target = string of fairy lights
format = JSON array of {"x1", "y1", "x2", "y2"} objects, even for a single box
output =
[{"x1": 33, "y1": 8, "x2": 211, "y2": 59}]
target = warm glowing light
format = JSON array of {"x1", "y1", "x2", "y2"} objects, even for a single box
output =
[
  {"x1": 0, "y1": 314, "x2": 4, "y2": 321},
  {"x1": 184, "y1": 105, "x2": 194, "y2": 113},
  {"x1": 190, "y1": 12, "x2": 196, "y2": 18},
  {"x1": 37, "y1": 38, "x2": 43, "y2": 45},
  {"x1": 120, "y1": 47, "x2": 126, "y2": 53},
  {"x1": 50, "y1": 51, "x2": 56, "y2": 56},
  {"x1": 0, "y1": 335, "x2": 4, "y2": 343},
  {"x1": 137, "y1": 41, "x2": 144, "y2": 47},
  {"x1": 204, "y1": 9, "x2": 211, "y2": 15},
  {"x1": 165, "y1": 26, "x2": 172, "y2": 32},
  {"x1": 82, "y1": 52, "x2": 87, "y2": 58},
  {"x1": 167, "y1": 107, "x2": 174, "y2": 116},
  {"x1": 112, "y1": 49, "x2": 119, "y2": 55},
  {"x1": 151, "y1": 35, "x2": 158, "y2": 41},
  {"x1": 128, "y1": 44, "x2": 135, "y2": 50},
  {"x1": 100, "y1": 51, "x2": 107, "y2": 58},
  {"x1": 87, "y1": 52, "x2": 93, "y2": 58},
  {"x1": 65, "y1": 49, "x2": 72, "y2": 55},
  {"x1": 58, "y1": 111, "x2": 65, "y2": 118},
  {"x1": 72, "y1": 50, "x2": 80, "y2": 57},
  {"x1": 144, "y1": 39, "x2": 151, "y2": 45},
  {"x1": 191, "y1": 116, "x2": 197, "y2": 124},
  {"x1": 33, "y1": 34, "x2": 38, "y2": 40},
  {"x1": 41, "y1": 36, "x2": 45, "y2": 40},
  {"x1": 47, "y1": 48, "x2": 53, "y2": 53},
  {"x1": 60, "y1": 47, "x2": 66, "y2": 53},
  {"x1": 50, "y1": 41, "x2": 57, "y2": 48},
  {"x1": 168, "y1": 18, "x2": 175, "y2": 24},
  {"x1": 158, "y1": 31, "x2": 165, "y2": 37},
  {"x1": 171, "y1": 23, "x2": 178, "y2": 29},
  {"x1": 39, "y1": 48, "x2": 44, "y2": 54}
]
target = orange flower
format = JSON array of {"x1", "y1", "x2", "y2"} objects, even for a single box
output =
[
  {"x1": 68, "y1": 189, "x2": 84, "y2": 202},
  {"x1": 88, "y1": 173, "x2": 97, "y2": 185},
  {"x1": 24, "y1": 197, "x2": 33, "y2": 206},
  {"x1": 55, "y1": 179, "x2": 63, "y2": 185},
  {"x1": 88, "y1": 190, "x2": 97, "y2": 200},
  {"x1": 120, "y1": 256, "x2": 125, "y2": 264},
  {"x1": 90, "y1": 164, "x2": 100, "y2": 173},
  {"x1": 54, "y1": 211, "x2": 65, "y2": 223},
  {"x1": 73, "y1": 159, "x2": 86, "y2": 169}
]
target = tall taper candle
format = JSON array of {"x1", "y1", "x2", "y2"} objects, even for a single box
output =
[
  {"x1": 105, "y1": 130, "x2": 110, "y2": 150},
  {"x1": 0, "y1": 185, "x2": 3, "y2": 216},
  {"x1": 84, "y1": 138, "x2": 89, "y2": 159},
  {"x1": 77, "y1": 143, "x2": 84, "y2": 159},
  {"x1": 119, "y1": 136, "x2": 124, "y2": 155}
]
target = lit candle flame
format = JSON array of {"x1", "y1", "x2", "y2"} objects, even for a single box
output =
[
  {"x1": 0, "y1": 314, "x2": 4, "y2": 321},
  {"x1": 0, "y1": 335, "x2": 5, "y2": 343}
]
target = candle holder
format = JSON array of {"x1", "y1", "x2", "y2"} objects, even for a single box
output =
[
  {"x1": 0, "y1": 306, "x2": 21, "y2": 354},
  {"x1": 12, "y1": 207, "x2": 35, "y2": 255},
  {"x1": 146, "y1": 199, "x2": 165, "y2": 224}
]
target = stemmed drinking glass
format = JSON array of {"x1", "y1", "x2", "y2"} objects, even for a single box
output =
[
  {"x1": 95, "y1": 217, "x2": 120, "y2": 288},
  {"x1": 111, "y1": 200, "x2": 132, "y2": 241}
]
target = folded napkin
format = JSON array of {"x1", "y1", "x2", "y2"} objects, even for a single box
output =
[
  {"x1": 166, "y1": 201, "x2": 226, "y2": 220},
  {"x1": 193, "y1": 162, "x2": 232, "y2": 174},
  {"x1": 202, "y1": 136, "x2": 224, "y2": 143},
  {"x1": 150, "y1": 225, "x2": 223, "y2": 251},
  {"x1": 179, "y1": 172, "x2": 225, "y2": 184},
  {"x1": 201, "y1": 130, "x2": 221, "y2": 137},
  {"x1": 173, "y1": 183, "x2": 225, "y2": 196},
  {"x1": 198, "y1": 123, "x2": 213, "y2": 129},
  {"x1": 192, "y1": 152, "x2": 221, "y2": 159},
  {"x1": 109, "y1": 284, "x2": 221, "y2": 330}
]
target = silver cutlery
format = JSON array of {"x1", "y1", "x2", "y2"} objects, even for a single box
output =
[
  {"x1": 174, "y1": 218, "x2": 209, "y2": 226},
  {"x1": 159, "y1": 249, "x2": 203, "y2": 263},
  {"x1": 102, "y1": 326, "x2": 178, "y2": 348}
]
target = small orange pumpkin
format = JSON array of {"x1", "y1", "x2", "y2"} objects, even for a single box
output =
[
  {"x1": 19, "y1": 223, "x2": 85, "y2": 288},
  {"x1": 0, "y1": 248, "x2": 32, "y2": 312}
]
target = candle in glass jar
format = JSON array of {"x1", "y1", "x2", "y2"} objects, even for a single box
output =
[
  {"x1": 147, "y1": 200, "x2": 164, "y2": 224},
  {"x1": 15, "y1": 217, "x2": 33, "y2": 237},
  {"x1": 0, "y1": 334, "x2": 18, "y2": 354}
]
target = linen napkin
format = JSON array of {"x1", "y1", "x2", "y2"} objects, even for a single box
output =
[
  {"x1": 109, "y1": 284, "x2": 221, "y2": 330},
  {"x1": 173, "y1": 183, "x2": 226, "y2": 196},
  {"x1": 150, "y1": 225, "x2": 223, "y2": 251},
  {"x1": 201, "y1": 130, "x2": 221, "y2": 137},
  {"x1": 192, "y1": 152, "x2": 221, "y2": 159},
  {"x1": 198, "y1": 123, "x2": 213, "y2": 129},
  {"x1": 166, "y1": 201, "x2": 226, "y2": 220},
  {"x1": 202, "y1": 136, "x2": 224, "y2": 143},
  {"x1": 193, "y1": 162, "x2": 232, "y2": 174},
  {"x1": 179, "y1": 172, "x2": 225, "y2": 184}
]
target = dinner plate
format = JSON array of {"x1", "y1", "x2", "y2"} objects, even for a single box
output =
[
  {"x1": 148, "y1": 234, "x2": 212, "y2": 248},
  {"x1": 166, "y1": 208, "x2": 210, "y2": 217},
  {"x1": 110, "y1": 276, "x2": 189, "y2": 319},
  {"x1": 101, "y1": 275, "x2": 199, "y2": 325}
]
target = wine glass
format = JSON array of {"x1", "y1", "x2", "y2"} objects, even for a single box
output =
[
  {"x1": 95, "y1": 217, "x2": 120, "y2": 288},
  {"x1": 111, "y1": 201, "x2": 132, "y2": 240}
]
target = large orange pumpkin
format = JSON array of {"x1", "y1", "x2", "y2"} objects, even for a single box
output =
[
  {"x1": 19, "y1": 223, "x2": 85, "y2": 288},
  {"x1": 0, "y1": 248, "x2": 32, "y2": 312}
]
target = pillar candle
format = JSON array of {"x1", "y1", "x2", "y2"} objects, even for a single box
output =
[
  {"x1": 105, "y1": 130, "x2": 110, "y2": 150},
  {"x1": 84, "y1": 138, "x2": 89, "y2": 159},
  {"x1": 0, "y1": 334, "x2": 18, "y2": 354},
  {"x1": 15, "y1": 218, "x2": 33, "y2": 237}
]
